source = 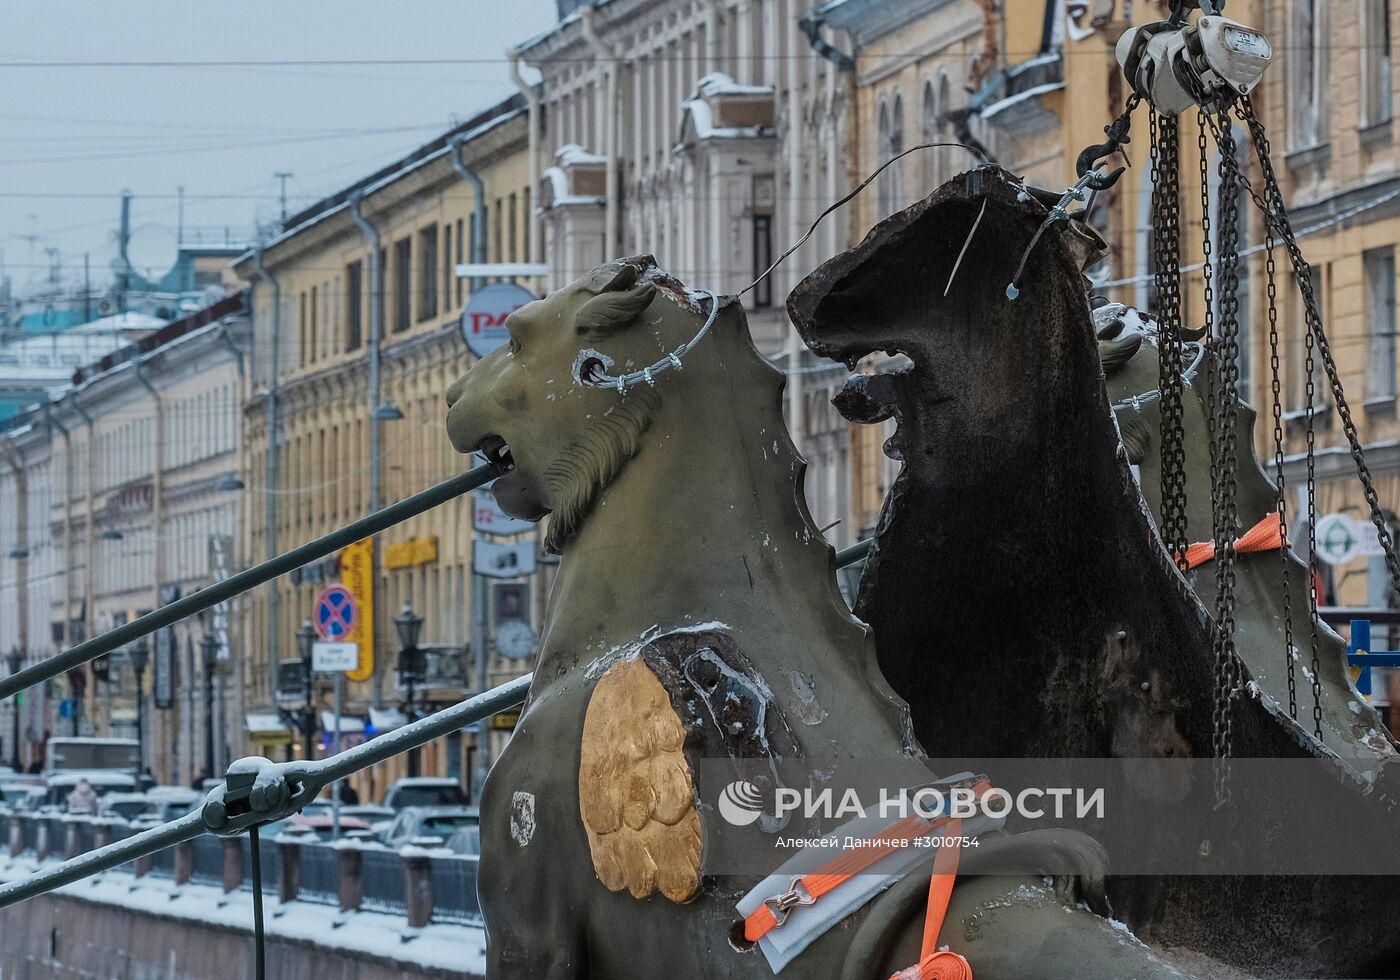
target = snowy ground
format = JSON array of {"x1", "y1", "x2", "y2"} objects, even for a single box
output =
[{"x1": 0, "y1": 854, "x2": 487, "y2": 977}]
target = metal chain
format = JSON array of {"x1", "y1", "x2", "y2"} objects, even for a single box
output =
[
  {"x1": 1303, "y1": 291, "x2": 1325, "y2": 737},
  {"x1": 1152, "y1": 110, "x2": 1190, "y2": 569},
  {"x1": 1237, "y1": 98, "x2": 1400, "y2": 598},
  {"x1": 1197, "y1": 112, "x2": 1219, "y2": 504},
  {"x1": 1265, "y1": 232, "x2": 1299, "y2": 719},
  {"x1": 1210, "y1": 113, "x2": 1244, "y2": 806}
]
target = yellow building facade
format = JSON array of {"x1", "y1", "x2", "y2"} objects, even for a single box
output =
[
  {"x1": 233, "y1": 95, "x2": 540, "y2": 799},
  {"x1": 834, "y1": 0, "x2": 1400, "y2": 712}
]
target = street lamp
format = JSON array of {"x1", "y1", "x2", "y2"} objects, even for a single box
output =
[
  {"x1": 200, "y1": 631, "x2": 219, "y2": 781},
  {"x1": 295, "y1": 620, "x2": 317, "y2": 761},
  {"x1": 394, "y1": 602, "x2": 425, "y2": 777},
  {"x1": 4, "y1": 647, "x2": 22, "y2": 769},
  {"x1": 127, "y1": 638, "x2": 149, "y2": 775}
]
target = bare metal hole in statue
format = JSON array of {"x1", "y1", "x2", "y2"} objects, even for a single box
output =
[
  {"x1": 577, "y1": 356, "x2": 608, "y2": 385},
  {"x1": 728, "y1": 919, "x2": 756, "y2": 952}
]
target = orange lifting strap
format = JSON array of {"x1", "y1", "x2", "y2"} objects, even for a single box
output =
[
  {"x1": 742, "y1": 781, "x2": 989, "y2": 980},
  {"x1": 1181, "y1": 514, "x2": 1287, "y2": 570}
]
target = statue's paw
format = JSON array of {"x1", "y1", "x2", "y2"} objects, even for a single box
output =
[{"x1": 964, "y1": 830, "x2": 1111, "y2": 917}]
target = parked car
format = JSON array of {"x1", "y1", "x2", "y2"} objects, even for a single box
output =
[
  {"x1": 0, "y1": 781, "x2": 35, "y2": 808},
  {"x1": 288, "y1": 814, "x2": 370, "y2": 842},
  {"x1": 146, "y1": 786, "x2": 201, "y2": 822},
  {"x1": 380, "y1": 805, "x2": 479, "y2": 849},
  {"x1": 339, "y1": 803, "x2": 394, "y2": 835},
  {"x1": 41, "y1": 771, "x2": 138, "y2": 810},
  {"x1": 381, "y1": 777, "x2": 468, "y2": 809},
  {"x1": 443, "y1": 825, "x2": 481, "y2": 856},
  {"x1": 9, "y1": 785, "x2": 46, "y2": 812},
  {"x1": 98, "y1": 792, "x2": 154, "y2": 821}
]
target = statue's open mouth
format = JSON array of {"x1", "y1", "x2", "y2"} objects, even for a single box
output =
[{"x1": 479, "y1": 434, "x2": 515, "y2": 471}]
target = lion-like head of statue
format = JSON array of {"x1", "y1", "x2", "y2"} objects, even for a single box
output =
[{"x1": 446, "y1": 255, "x2": 729, "y2": 553}]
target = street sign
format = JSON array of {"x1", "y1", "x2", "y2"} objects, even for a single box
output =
[
  {"x1": 461, "y1": 282, "x2": 534, "y2": 358},
  {"x1": 474, "y1": 539, "x2": 537, "y2": 579},
  {"x1": 474, "y1": 489, "x2": 534, "y2": 535},
  {"x1": 315, "y1": 585, "x2": 359, "y2": 641},
  {"x1": 312, "y1": 641, "x2": 359, "y2": 673},
  {"x1": 339, "y1": 539, "x2": 375, "y2": 682},
  {"x1": 1315, "y1": 513, "x2": 1366, "y2": 566}
]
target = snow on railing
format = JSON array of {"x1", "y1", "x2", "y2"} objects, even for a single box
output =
[{"x1": 2, "y1": 810, "x2": 482, "y2": 927}]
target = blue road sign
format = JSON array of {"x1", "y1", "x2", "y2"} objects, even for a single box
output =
[{"x1": 315, "y1": 585, "x2": 358, "y2": 641}]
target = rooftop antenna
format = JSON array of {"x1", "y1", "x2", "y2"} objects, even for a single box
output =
[{"x1": 274, "y1": 172, "x2": 294, "y2": 226}]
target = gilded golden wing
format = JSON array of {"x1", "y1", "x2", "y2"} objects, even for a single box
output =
[{"x1": 579, "y1": 657, "x2": 702, "y2": 903}]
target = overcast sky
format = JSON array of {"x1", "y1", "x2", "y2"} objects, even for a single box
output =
[{"x1": 2, "y1": 0, "x2": 557, "y2": 296}]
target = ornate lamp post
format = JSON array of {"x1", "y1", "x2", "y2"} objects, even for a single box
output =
[
  {"x1": 394, "y1": 602, "x2": 425, "y2": 777},
  {"x1": 4, "y1": 648, "x2": 22, "y2": 768},
  {"x1": 295, "y1": 620, "x2": 317, "y2": 761},
  {"x1": 200, "y1": 632, "x2": 219, "y2": 780},
  {"x1": 126, "y1": 639, "x2": 149, "y2": 774}
]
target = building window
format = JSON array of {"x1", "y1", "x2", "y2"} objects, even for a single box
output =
[
  {"x1": 1292, "y1": 265, "x2": 1328, "y2": 409},
  {"x1": 345, "y1": 260, "x2": 363, "y2": 351},
  {"x1": 418, "y1": 224, "x2": 439, "y2": 322},
  {"x1": 309, "y1": 284, "x2": 319, "y2": 361},
  {"x1": 393, "y1": 236, "x2": 412, "y2": 332},
  {"x1": 298, "y1": 291, "x2": 308, "y2": 367},
  {"x1": 920, "y1": 80, "x2": 938, "y2": 191},
  {"x1": 1366, "y1": 246, "x2": 1397, "y2": 399},
  {"x1": 752, "y1": 214, "x2": 773, "y2": 308},
  {"x1": 442, "y1": 223, "x2": 453, "y2": 314},
  {"x1": 889, "y1": 94, "x2": 905, "y2": 211},
  {"x1": 1288, "y1": 0, "x2": 1329, "y2": 149},
  {"x1": 455, "y1": 218, "x2": 465, "y2": 305},
  {"x1": 508, "y1": 192, "x2": 518, "y2": 264},
  {"x1": 876, "y1": 100, "x2": 891, "y2": 216},
  {"x1": 1363, "y1": 0, "x2": 1394, "y2": 127},
  {"x1": 493, "y1": 198, "x2": 503, "y2": 268}
]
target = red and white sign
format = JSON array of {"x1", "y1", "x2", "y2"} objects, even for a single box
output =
[{"x1": 461, "y1": 282, "x2": 534, "y2": 357}]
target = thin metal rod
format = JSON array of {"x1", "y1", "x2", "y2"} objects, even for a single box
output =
[
  {"x1": 0, "y1": 811, "x2": 205, "y2": 908},
  {"x1": 0, "y1": 538, "x2": 876, "y2": 911},
  {"x1": 835, "y1": 538, "x2": 872, "y2": 568},
  {"x1": 313, "y1": 673, "x2": 533, "y2": 786},
  {"x1": 0, "y1": 463, "x2": 502, "y2": 702}
]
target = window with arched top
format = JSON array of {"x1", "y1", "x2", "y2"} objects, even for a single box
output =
[
  {"x1": 889, "y1": 94, "x2": 905, "y2": 212},
  {"x1": 936, "y1": 75, "x2": 953, "y2": 185},
  {"x1": 877, "y1": 99, "x2": 892, "y2": 216},
  {"x1": 920, "y1": 81, "x2": 938, "y2": 192}
]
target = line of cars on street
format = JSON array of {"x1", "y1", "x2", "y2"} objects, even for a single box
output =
[{"x1": 0, "y1": 742, "x2": 480, "y2": 855}]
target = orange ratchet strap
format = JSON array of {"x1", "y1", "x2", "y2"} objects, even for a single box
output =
[
  {"x1": 1180, "y1": 514, "x2": 1286, "y2": 570},
  {"x1": 890, "y1": 819, "x2": 971, "y2": 980},
  {"x1": 742, "y1": 779, "x2": 990, "y2": 964}
]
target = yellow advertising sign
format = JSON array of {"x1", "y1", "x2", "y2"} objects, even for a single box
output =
[
  {"x1": 339, "y1": 538, "x2": 375, "y2": 682},
  {"x1": 384, "y1": 535, "x2": 438, "y2": 570}
]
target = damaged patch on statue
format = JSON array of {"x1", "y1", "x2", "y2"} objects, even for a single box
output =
[
  {"x1": 510, "y1": 791, "x2": 537, "y2": 847},
  {"x1": 579, "y1": 657, "x2": 702, "y2": 903}
]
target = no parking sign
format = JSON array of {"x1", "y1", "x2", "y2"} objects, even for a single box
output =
[{"x1": 315, "y1": 585, "x2": 359, "y2": 641}]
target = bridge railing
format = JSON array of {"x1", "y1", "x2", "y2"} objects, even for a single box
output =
[
  {"x1": 2, "y1": 810, "x2": 482, "y2": 927},
  {"x1": 0, "y1": 458, "x2": 874, "y2": 915}
]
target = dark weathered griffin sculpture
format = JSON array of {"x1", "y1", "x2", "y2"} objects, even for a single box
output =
[{"x1": 788, "y1": 165, "x2": 1400, "y2": 979}]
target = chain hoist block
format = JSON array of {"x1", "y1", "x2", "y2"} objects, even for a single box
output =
[{"x1": 1117, "y1": 14, "x2": 1272, "y2": 115}]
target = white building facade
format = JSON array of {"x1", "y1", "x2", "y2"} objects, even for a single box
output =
[
  {"x1": 0, "y1": 297, "x2": 250, "y2": 783},
  {"x1": 512, "y1": 0, "x2": 859, "y2": 544}
]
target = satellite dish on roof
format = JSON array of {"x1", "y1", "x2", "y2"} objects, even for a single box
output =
[{"x1": 124, "y1": 224, "x2": 179, "y2": 283}]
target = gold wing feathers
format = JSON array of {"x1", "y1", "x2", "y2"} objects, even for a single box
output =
[{"x1": 579, "y1": 657, "x2": 702, "y2": 903}]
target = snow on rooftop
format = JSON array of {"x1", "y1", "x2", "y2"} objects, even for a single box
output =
[
  {"x1": 692, "y1": 72, "x2": 772, "y2": 98},
  {"x1": 554, "y1": 143, "x2": 606, "y2": 167},
  {"x1": 0, "y1": 314, "x2": 163, "y2": 378}
]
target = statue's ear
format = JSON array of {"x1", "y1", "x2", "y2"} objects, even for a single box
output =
[{"x1": 576, "y1": 279, "x2": 657, "y2": 340}]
